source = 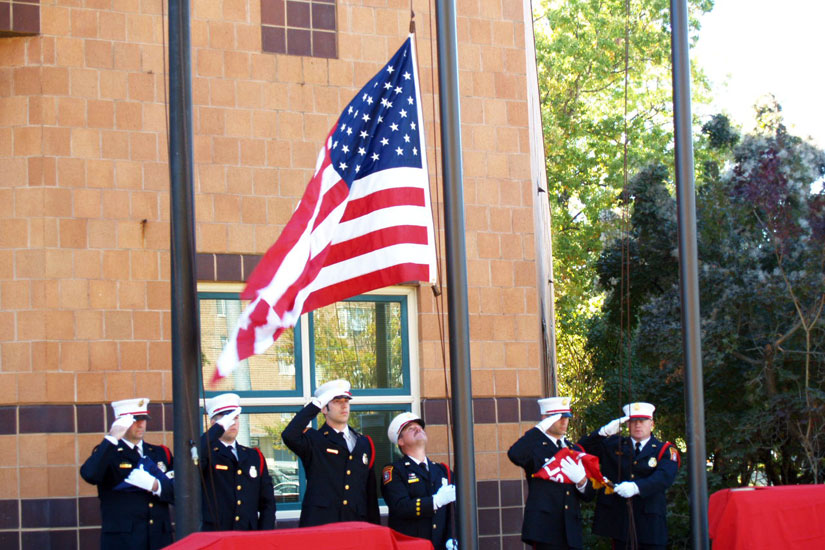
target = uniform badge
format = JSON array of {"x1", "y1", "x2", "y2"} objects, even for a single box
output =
[
  {"x1": 362, "y1": 453, "x2": 368, "y2": 465},
  {"x1": 157, "y1": 461, "x2": 167, "y2": 473},
  {"x1": 648, "y1": 457, "x2": 657, "y2": 468},
  {"x1": 408, "y1": 473, "x2": 419, "y2": 483},
  {"x1": 326, "y1": 448, "x2": 339, "y2": 454},
  {"x1": 215, "y1": 464, "x2": 229, "y2": 470},
  {"x1": 382, "y1": 466, "x2": 393, "y2": 485},
  {"x1": 250, "y1": 465, "x2": 258, "y2": 478},
  {"x1": 119, "y1": 462, "x2": 133, "y2": 469}
]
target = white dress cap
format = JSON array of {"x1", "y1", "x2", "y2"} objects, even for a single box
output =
[
  {"x1": 387, "y1": 411, "x2": 426, "y2": 445},
  {"x1": 622, "y1": 402, "x2": 656, "y2": 419},
  {"x1": 314, "y1": 379, "x2": 352, "y2": 400},
  {"x1": 206, "y1": 393, "x2": 241, "y2": 418},
  {"x1": 537, "y1": 396, "x2": 573, "y2": 417},
  {"x1": 111, "y1": 398, "x2": 150, "y2": 419}
]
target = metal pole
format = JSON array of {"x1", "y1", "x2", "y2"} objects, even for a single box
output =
[
  {"x1": 434, "y1": 2, "x2": 478, "y2": 549},
  {"x1": 669, "y1": 1, "x2": 709, "y2": 548},
  {"x1": 168, "y1": 0, "x2": 202, "y2": 538}
]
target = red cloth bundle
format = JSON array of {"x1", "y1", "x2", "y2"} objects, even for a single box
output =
[{"x1": 532, "y1": 447, "x2": 612, "y2": 491}]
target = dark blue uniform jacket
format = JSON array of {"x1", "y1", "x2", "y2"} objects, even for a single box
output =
[
  {"x1": 381, "y1": 456, "x2": 453, "y2": 550},
  {"x1": 80, "y1": 438, "x2": 174, "y2": 550},
  {"x1": 281, "y1": 402, "x2": 380, "y2": 527},
  {"x1": 507, "y1": 427, "x2": 595, "y2": 549},
  {"x1": 200, "y1": 422, "x2": 276, "y2": 531},
  {"x1": 578, "y1": 431, "x2": 679, "y2": 546}
]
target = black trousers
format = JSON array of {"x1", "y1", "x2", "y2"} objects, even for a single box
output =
[
  {"x1": 611, "y1": 540, "x2": 666, "y2": 550},
  {"x1": 533, "y1": 542, "x2": 574, "y2": 550}
]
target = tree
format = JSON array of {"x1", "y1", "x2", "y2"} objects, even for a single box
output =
[
  {"x1": 531, "y1": 0, "x2": 713, "y2": 400},
  {"x1": 587, "y1": 109, "x2": 825, "y2": 545}
]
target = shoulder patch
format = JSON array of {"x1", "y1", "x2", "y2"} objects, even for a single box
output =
[{"x1": 382, "y1": 465, "x2": 393, "y2": 485}]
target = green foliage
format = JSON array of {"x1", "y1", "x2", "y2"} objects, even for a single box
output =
[
  {"x1": 586, "y1": 109, "x2": 825, "y2": 546},
  {"x1": 532, "y1": 0, "x2": 713, "y2": 402}
]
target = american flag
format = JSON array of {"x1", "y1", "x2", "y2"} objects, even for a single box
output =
[{"x1": 216, "y1": 35, "x2": 437, "y2": 380}]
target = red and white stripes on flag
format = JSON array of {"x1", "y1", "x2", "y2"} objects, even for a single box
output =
[{"x1": 215, "y1": 35, "x2": 437, "y2": 381}]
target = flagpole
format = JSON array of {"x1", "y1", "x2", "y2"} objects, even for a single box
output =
[
  {"x1": 434, "y1": 2, "x2": 479, "y2": 550},
  {"x1": 168, "y1": 0, "x2": 202, "y2": 537},
  {"x1": 669, "y1": 1, "x2": 709, "y2": 548}
]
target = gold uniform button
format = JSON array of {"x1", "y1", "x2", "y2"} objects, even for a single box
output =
[
  {"x1": 343, "y1": 500, "x2": 348, "y2": 505},
  {"x1": 349, "y1": 456, "x2": 353, "y2": 460},
  {"x1": 565, "y1": 491, "x2": 570, "y2": 496},
  {"x1": 235, "y1": 516, "x2": 240, "y2": 521},
  {"x1": 237, "y1": 500, "x2": 242, "y2": 505},
  {"x1": 346, "y1": 470, "x2": 351, "y2": 475},
  {"x1": 237, "y1": 485, "x2": 242, "y2": 490},
  {"x1": 149, "y1": 503, "x2": 154, "y2": 508},
  {"x1": 237, "y1": 469, "x2": 243, "y2": 475},
  {"x1": 345, "y1": 484, "x2": 350, "y2": 490},
  {"x1": 149, "y1": 519, "x2": 154, "y2": 525},
  {"x1": 433, "y1": 524, "x2": 437, "y2": 529},
  {"x1": 564, "y1": 505, "x2": 569, "y2": 510}
]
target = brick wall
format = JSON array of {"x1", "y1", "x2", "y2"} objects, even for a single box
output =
[{"x1": 0, "y1": 1, "x2": 544, "y2": 548}]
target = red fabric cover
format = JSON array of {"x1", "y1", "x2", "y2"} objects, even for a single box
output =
[
  {"x1": 709, "y1": 485, "x2": 825, "y2": 549},
  {"x1": 165, "y1": 521, "x2": 434, "y2": 550},
  {"x1": 531, "y1": 447, "x2": 610, "y2": 488}
]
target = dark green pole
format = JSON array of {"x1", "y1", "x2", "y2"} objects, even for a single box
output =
[
  {"x1": 168, "y1": 0, "x2": 202, "y2": 538},
  {"x1": 434, "y1": 2, "x2": 478, "y2": 549},
  {"x1": 670, "y1": 1, "x2": 709, "y2": 548}
]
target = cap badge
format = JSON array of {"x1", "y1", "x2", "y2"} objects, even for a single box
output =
[
  {"x1": 648, "y1": 457, "x2": 657, "y2": 468},
  {"x1": 562, "y1": 398, "x2": 569, "y2": 407},
  {"x1": 633, "y1": 403, "x2": 641, "y2": 411},
  {"x1": 138, "y1": 399, "x2": 145, "y2": 407},
  {"x1": 250, "y1": 465, "x2": 258, "y2": 478},
  {"x1": 362, "y1": 452, "x2": 368, "y2": 465}
]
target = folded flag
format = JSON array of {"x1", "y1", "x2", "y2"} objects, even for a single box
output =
[{"x1": 532, "y1": 447, "x2": 613, "y2": 491}]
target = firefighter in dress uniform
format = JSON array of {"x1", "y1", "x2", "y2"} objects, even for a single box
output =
[
  {"x1": 281, "y1": 379, "x2": 380, "y2": 527},
  {"x1": 578, "y1": 402, "x2": 680, "y2": 550},
  {"x1": 381, "y1": 412, "x2": 457, "y2": 550},
  {"x1": 80, "y1": 398, "x2": 174, "y2": 550},
  {"x1": 507, "y1": 396, "x2": 596, "y2": 550},
  {"x1": 200, "y1": 392, "x2": 276, "y2": 531}
]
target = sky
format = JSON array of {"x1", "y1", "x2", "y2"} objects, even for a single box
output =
[{"x1": 691, "y1": 0, "x2": 825, "y2": 148}]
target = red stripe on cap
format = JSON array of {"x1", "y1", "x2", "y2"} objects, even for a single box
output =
[
  {"x1": 212, "y1": 405, "x2": 239, "y2": 414},
  {"x1": 543, "y1": 408, "x2": 571, "y2": 414},
  {"x1": 119, "y1": 409, "x2": 149, "y2": 416}
]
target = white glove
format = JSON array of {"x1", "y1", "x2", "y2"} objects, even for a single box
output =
[
  {"x1": 217, "y1": 407, "x2": 241, "y2": 429},
  {"x1": 560, "y1": 456, "x2": 586, "y2": 485},
  {"x1": 446, "y1": 539, "x2": 458, "y2": 550},
  {"x1": 312, "y1": 388, "x2": 342, "y2": 409},
  {"x1": 433, "y1": 483, "x2": 456, "y2": 508},
  {"x1": 108, "y1": 414, "x2": 134, "y2": 440},
  {"x1": 536, "y1": 413, "x2": 562, "y2": 433},
  {"x1": 598, "y1": 416, "x2": 630, "y2": 437},
  {"x1": 614, "y1": 481, "x2": 640, "y2": 498},
  {"x1": 125, "y1": 466, "x2": 159, "y2": 493}
]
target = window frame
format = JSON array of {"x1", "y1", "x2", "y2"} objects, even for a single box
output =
[{"x1": 197, "y1": 283, "x2": 421, "y2": 517}]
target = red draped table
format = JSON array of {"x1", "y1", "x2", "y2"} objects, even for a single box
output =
[
  {"x1": 165, "y1": 521, "x2": 434, "y2": 550},
  {"x1": 709, "y1": 485, "x2": 825, "y2": 549}
]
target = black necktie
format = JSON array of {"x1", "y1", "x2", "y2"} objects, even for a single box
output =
[{"x1": 635, "y1": 441, "x2": 642, "y2": 456}]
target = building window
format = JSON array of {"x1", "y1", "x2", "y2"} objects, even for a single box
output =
[
  {"x1": 199, "y1": 283, "x2": 419, "y2": 513},
  {"x1": 0, "y1": 0, "x2": 40, "y2": 36},
  {"x1": 260, "y1": 0, "x2": 337, "y2": 58}
]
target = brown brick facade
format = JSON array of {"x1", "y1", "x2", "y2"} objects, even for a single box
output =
[{"x1": 1, "y1": 1, "x2": 547, "y2": 548}]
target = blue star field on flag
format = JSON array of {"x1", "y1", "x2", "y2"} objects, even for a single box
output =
[{"x1": 329, "y1": 38, "x2": 422, "y2": 187}]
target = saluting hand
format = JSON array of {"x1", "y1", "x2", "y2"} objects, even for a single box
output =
[
  {"x1": 598, "y1": 416, "x2": 630, "y2": 437},
  {"x1": 109, "y1": 414, "x2": 134, "y2": 440}
]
